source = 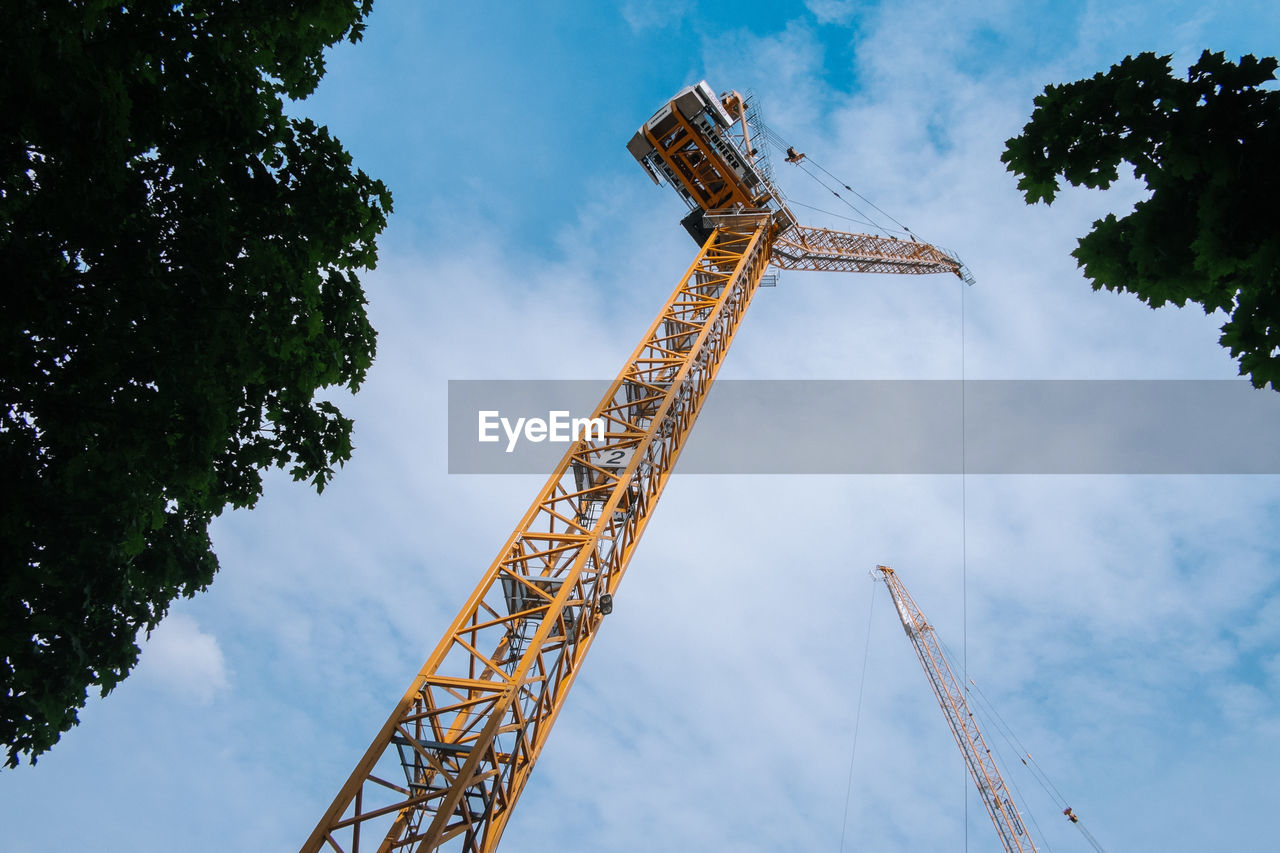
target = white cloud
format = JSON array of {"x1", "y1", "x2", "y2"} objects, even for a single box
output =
[
  {"x1": 135, "y1": 613, "x2": 229, "y2": 704},
  {"x1": 621, "y1": 0, "x2": 691, "y2": 33},
  {"x1": 805, "y1": 0, "x2": 859, "y2": 25}
]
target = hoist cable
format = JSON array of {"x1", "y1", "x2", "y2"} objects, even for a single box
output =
[
  {"x1": 787, "y1": 197, "x2": 882, "y2": 232},
  {"x1": 965, "y1": 687, "x2": 1058, "y2": 853},
  {"x1": 838, "y1": 580, "x2": 877, "y2": 853},
  {"x1": 988, "y1": 732, "x2": 1057, "y2": 853},
  {"x1": 807, "y1": 158, "x2": 916, "y2": 236},
  {"x1": 961, "y1": 268, "x2": 970, "y2": 853},
  {"x1": 793, "y1": 160, "x2": 913, "y2": 238},
  {"x1": 960, "y1": 668, "x2": 1072, "y2": 810},
  {"x1": 1074, "y1": 822, "x2": 1107, "y2": 853},
  {"x1": 933, "y1": 640, "x2": 1062, "y2": 853},
  {"x1": 933, "y1": 641, "x2": 1107, "y2": 851},
  {"x1": 753, "y1": 119, "x2": 916, "y2": 239}
]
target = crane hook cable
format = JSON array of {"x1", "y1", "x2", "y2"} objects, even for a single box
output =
[
  {"x1": 938, "y1": 344, "x2": 1110, "y2": 853},
  {"x1": 962, "y1": 673, "x2": 1071, "y2": 809},
  {"x1": 963, "y1": 674, "x2": 1109, "y2": 851},
  {"x1": 961, "y1": 259, "x2": 970, "y2": 852},
  {"x1": 838, "y1": 580, "x2": 877, "y2": 853},
  {"x1": 807, "y1": 156, "x2": 917, "y2": 237},
  {"x1": 753, "y1": 119, "x2": 917, "y2": 239},
  {"x1": 793, "y1": 160, "x2": 914, "y2": 238},
  {"x1": 787, "y1": 196, "x2": 883, "y2": 232},
  {"x1": 947, "y1": 651, "x2": 1059, "y2": 852},
  {"x1": 935, "y1": 637, "x2": 1109, "y2": 853}
]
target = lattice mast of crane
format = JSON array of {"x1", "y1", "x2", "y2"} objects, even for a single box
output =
[
  {"x1": 875, "y1": 565, "x2": 1037, "y2": 853},
  {"x1": 303, "y1": 83, "x2": 968, "y2": 853}
]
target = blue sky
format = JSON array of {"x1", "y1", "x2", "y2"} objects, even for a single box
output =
[{"x1": 4, "y1": 1, "x2": 1280, "y2": 851}]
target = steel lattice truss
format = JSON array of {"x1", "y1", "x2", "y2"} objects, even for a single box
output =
[
  {"x1": 877, "y1": 565, "x2": 1037, "y2": 853},
  {"x1": 303, "y1": 223, "x2": 773, "y2": 853},
  {"x1": 771, "y1": 225, "x2": 973, "y2": 280}
]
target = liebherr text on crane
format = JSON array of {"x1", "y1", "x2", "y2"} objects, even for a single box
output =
[{"x1": 303, "y1": 82, "x2": 970, "y2": 853}]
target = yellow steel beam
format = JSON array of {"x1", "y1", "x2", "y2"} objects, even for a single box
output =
[
  {"x1": 771, "y1": 226, "x2": 969, "y2": 278},
  {"x1": 301, "y1": 221, "x2": 773, "y2": 853},
  {"x1": 642, "y1": 104, "x2": 762, "y2": 213}
]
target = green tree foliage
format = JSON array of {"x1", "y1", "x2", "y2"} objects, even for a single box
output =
[
  {"x1": 0, "y1": 1, "x2": 391, "y2": 765},
  {"x1": 1002, "y1": 50, "x2": 1280, "y2": 389}
]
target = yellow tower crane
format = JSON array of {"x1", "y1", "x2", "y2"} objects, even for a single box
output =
[
  {"x1": 875, "y1": 565, "x2": 1037, "y2": 853},
  {"x1": 303, "y1": 83, "x2": 969, "y2": 853}
]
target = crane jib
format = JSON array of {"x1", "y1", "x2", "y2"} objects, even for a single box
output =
[{"x1": 876, "y1": 565, "x2": 1038, "y2": 853}]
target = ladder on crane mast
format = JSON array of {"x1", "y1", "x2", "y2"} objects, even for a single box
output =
[{"x1": 302, "y1": 82, "x2": 970, "y2": 853}]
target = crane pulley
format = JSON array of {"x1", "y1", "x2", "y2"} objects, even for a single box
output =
[{"x1": 302, "y1": 83, "x2": 968, "y2": 853}]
